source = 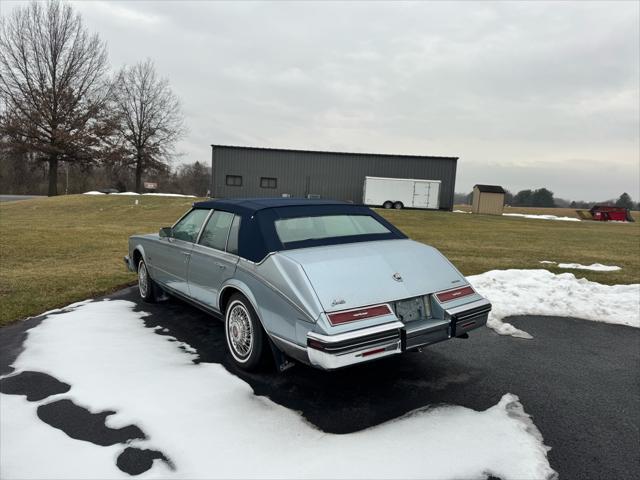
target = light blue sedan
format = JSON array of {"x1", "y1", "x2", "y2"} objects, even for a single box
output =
[{"x1": 125, "y1": 198, "x2": 491, "y2": 371}]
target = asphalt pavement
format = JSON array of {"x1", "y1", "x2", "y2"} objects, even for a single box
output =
[
  {"x1": 2, "y1": 287, "x2": 639, "y2": 479},
  {"x1": 0, "y1": 195, "x2": 44, "y2": 202}
]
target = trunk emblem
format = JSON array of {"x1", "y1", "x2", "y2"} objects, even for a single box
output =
[
  {"x1": 392, "y1": 272, "x2": 403, "y2": 282},
  {"x1": 331, "y1": 298, "x2": 346, "y2": 306}
]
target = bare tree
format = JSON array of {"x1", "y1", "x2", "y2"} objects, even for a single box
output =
[
  {"x1": 0, "y1": 0, "x2": 112, "y2": 196},
  {"x1": 114, "y1": 59, "x2": 185, "y2": 193}
]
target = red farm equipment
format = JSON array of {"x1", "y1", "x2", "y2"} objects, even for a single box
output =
[{"x1": 576, "y1": 205, "x2": 635, "y2": 222}]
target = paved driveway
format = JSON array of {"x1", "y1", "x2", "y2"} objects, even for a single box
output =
[
  {"x1": 0, "y1": 195, "x2": 44, "y2": 202},
  {"x1": 2, "y1": 288, "x2": 639, "y2": 479}
]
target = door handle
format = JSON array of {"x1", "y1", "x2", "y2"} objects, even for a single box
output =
[{"x1": 215, "y1": 262, "x2": 226, "y2": 270}]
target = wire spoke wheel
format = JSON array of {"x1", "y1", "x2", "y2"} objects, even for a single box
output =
[
  {"x1": 138, "y1": 262, "x2": 149, "y2": 298},
  {"x1": 227, "y1": 303, "x2": 254, "y2": 360}
]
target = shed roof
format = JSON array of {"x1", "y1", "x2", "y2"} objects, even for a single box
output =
[{"x1": 474, "y1": 184, "x2": 506, "y2": 194}]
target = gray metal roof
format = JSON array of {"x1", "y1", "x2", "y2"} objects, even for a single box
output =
[{"x1": 211, "y1": 144, "x2": 459, "y2": 161}]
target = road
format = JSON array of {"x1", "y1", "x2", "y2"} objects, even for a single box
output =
[
  {"x1": 0, "y1": 195, "x2": 44, "y2": 202},
  {"x1": 2, "y1": 287, "x2": 639, "y2": 479}
]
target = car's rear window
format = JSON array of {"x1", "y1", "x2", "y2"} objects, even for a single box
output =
[{"x1": 274, "y1": 214, "x2": 390, "y2": 244}]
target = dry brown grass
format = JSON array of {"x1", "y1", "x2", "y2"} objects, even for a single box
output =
[
  {"x1": 0, "y1": 194, "x2": 202, "y2": 325},
  {"x1": 378, "y1": 206, "x2": 639, "y2": 285},
  {"x1": 1, "y1": 195, "x2": 638, "y2": 326}
]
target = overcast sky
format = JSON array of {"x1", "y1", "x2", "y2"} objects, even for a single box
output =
[{"x1": 4, "y1": 1, "x2": 639, "y2": 200}]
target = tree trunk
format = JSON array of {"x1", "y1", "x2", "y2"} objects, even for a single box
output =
[
  {"x1": 48, "y1": 155, "x2": 58, "y2": 196},
  {"x1": 135, "y1": 153, "x2": 143, "y2": 193}
]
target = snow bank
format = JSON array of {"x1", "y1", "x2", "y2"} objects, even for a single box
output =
[
  {"x1": 142, "y1": 193, "x2": 197, "y2": 198},
  {"x1": 83, "y1": 192, "x2": 196, "y2": 198},
  {"x1": 468, "y1": 269, "x2": 640, "y2": 338},
  {"x1": 503, "y1": 213, "x2": 580, "y2": 222},
  {"x1": 558, "y1": 263, "x2": 621, "y2": 272},
  {"x1": 539, "y1": 261, "x2": 621, "y2": 272},
  {"x1": 452, "y1": 209, "x2": 471, "y2": 214},
  {"x1": 1, "y1": 300, "x2": 556, "y2": 480}
]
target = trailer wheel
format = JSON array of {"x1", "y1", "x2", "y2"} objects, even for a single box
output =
[
  {"x1": 393, "y1": 201, "x2": 404, "y2": 209},
  {"x1": 383, "y1": 201, "x2": 393, "y2": 209}
]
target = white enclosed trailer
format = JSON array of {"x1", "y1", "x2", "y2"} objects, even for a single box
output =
[{"x1": 363, "y1": 176, "x2": 441, "y2": 209}]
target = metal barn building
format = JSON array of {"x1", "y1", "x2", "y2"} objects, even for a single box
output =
[{"x1": 210, "y1": 145, "x2": 459, "y2": 210}]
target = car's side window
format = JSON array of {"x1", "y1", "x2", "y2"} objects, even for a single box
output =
[
  {"x1": 199, "y1": 210, "x2": 234, "y2": 251},
  {"x1": 172, "y1": 209, "x2": 210, "y2": 243},
  {"x1": 226, "y1": 215, "x2": 241, "y2": 255}
]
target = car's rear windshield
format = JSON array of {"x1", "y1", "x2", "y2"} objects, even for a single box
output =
[{"x1": 274, "y1": 214, "x2": 391, "y2": 244}]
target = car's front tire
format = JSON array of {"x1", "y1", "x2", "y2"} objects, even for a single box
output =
[
  {"x1": 137, "y1": 259, "x2": 158, "y2": 303},
  {"x1": 225, "y1": 293, "x2": 267, "y2": 371}
]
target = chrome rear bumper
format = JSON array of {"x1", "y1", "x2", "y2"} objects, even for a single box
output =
[
  {"x1": 305, "y1": 298, "x2": 492, "y2": 370},
  {"x1": 445, "y1": 298, "x2": 492, "y2": 336},
  {"x1": 307, "y1": 321, "x2": 404, "y2": 370}
]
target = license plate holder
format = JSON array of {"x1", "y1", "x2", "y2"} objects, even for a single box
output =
[{"x1": 394, "y1": 297, "x2": 428, "y2": 323}]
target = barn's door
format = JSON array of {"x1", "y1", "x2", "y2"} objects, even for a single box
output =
[{"x1": 412, "y1": 182, "x2": 430, "y2": 208}]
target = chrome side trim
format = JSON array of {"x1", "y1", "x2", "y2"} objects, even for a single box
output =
[
  {"x1": 269, "y1": 333, "x2": 307, "y2": 352},
  {"x1": 307, "y1": 321, "x2": 404, "y2": 344}
]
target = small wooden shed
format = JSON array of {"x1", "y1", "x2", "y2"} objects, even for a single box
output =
[{"x1": 472, "y1": 184, "x2": 506, "y2": 215}]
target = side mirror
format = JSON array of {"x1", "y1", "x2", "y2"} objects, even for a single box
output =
[{"x1": 159, "y1": 227, "x2": 173, "y2": 238}]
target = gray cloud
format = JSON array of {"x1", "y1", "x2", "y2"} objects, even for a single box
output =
[{"x1": 4, "y1": 0, "x2": 638, "y2": 200}]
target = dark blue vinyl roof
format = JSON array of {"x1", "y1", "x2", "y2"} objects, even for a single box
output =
[
  {"x1": 193, "y1": 197, "x2": 349, "y2": 215},
  {"x1": 190, "y1": 197, "x2": 406, "y2": 262}
]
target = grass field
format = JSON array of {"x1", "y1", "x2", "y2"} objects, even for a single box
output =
[{"x1": 1, "y1": 195, "x2": 639, "y2": 326}]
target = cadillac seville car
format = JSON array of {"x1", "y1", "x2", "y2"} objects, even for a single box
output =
[{"x1": 125, "y1": 198, "x2": 491, "y2": 371}]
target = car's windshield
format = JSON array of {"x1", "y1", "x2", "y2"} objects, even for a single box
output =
[{"x1": 274, "y1": 214, "x2": 390, "y2": 244}]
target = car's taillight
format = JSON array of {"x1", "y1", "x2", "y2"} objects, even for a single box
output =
[
  {"x1": 435, "y1": 286, "x2": 475, "y2": 303},
  {"x1": 327, "y1": 304, "x2": 392, "y2": 326}
]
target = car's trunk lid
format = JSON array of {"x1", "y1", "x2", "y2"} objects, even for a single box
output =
[{"x1": 279, "y1": 239, "x2": 467, "y2": 312}]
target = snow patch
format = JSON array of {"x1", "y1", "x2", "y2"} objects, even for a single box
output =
[
  {"x1": 503, "y1": 213, "x2": 580, "y2": 222},
  {"x1": 452, "y1": 209, "x2": 471, "y2": 214},
  {"x1": 83, "y1": 191, "x2": 196, "y2": 198},
  {"x1": 539, "y1": 261, "x2": 621, "y2": 271},
  {"x1": 558, "y1": 263, "x2": 621, "y2": 272},
  {"x1": 2, "y1": 300, "x2": 556, "y2": 480},
  {"x1": 142, "y1": 193, "x2": 197, "y2": 198},
  {"x1": 468, "y1": 269, "x2": 640, "y2": 338}
]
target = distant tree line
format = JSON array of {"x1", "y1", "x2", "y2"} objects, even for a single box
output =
[
  {"x1": 454, "y1": 189, "x2": 639, "y2": 210},
  {"x1": 0, "y1": 0, "x2": 185, "y2": 196},
  {"x1": 0, "y1": 154, "x2": 211, "y2": 197}
]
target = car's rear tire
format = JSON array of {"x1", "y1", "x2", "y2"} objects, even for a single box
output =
[
  {"x1": 137, "y1": 259, "x2": 158, "y2": 303},
  {"x1": 393, "y1": 201, "x2": 404, "y2": 209},
  {"x1": 224, "y1": 293, "x2": 267, "y2": 371},
  {"x1": 383, "y1": 201, "x2": 393, "y2": 209}
]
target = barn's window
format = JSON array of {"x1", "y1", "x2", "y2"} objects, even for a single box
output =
[
  {"x1": 226, "y1": 175, "x2": 242, "y2": 187},
  {"x1": 260, "y1": 177, "x2": 277, "y2": 189}
]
